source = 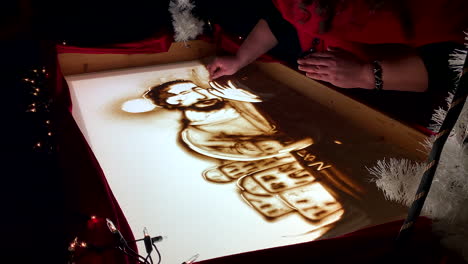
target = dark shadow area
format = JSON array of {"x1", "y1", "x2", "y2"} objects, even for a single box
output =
[
  {"x1": 4, "y1": 41, "x2": 67, "y2": 262},
  {"x1": 195, "y1": 0, "x2": 302, "y2": 65},
  {"x1": 35, "y1": 0, "x2": 172, "y2": 46}
]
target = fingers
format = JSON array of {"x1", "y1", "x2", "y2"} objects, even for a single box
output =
[
  {"x1": 297, "y1": 56, "x2": 335, "y2": 67},
  {"x1": 298, "y1": 64, "x2": 328, "y2": 74},
  {"x1": 304, "y1": 52, "x2": 334, "y2": 58},
  {"x1": 207, "y1": 58, "x2": 226, "y2": 80},
  {"x1": 297, "y1": 52, "x2": 334, "y2": 82},
  {"x1": 297, "y1": 51, "x2": 337, "y2": 78},
  {"x1": 298, "y1": 48, "x2": 348, "y2": 66},
  {"x1": 207, "y1": 61, "x2": 221, "y2": 80},
  {"x1": 209, "y1": 66, "x2": 224, "y2": 80},
  {"x1": 207, "y1": 56, "x2": 240, "y2": 80},
  {"x1": 210, "y1": 68, "x2": 227, "y2": 80},
  {"x1": 305, "y1": 72, "x2": 330, "y2": 82},
  {"x1": 297, "y1": 58, "x2": 331, "y2": 83},
  {"x1": 206, "y1": 63, "x2": 215, "y2": 75},
  {"x1": 326, "y1": 46, "x2": 344, "y2": 53}
]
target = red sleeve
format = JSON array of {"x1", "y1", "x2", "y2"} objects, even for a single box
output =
[
  {"x1": 409, "y1": 0, "x2": 468, "y2": 46},
  {"x1": 272, "y1": 0, "x2": 467, "y2": 48}
]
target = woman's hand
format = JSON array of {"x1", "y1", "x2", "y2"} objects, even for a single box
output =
[
  {"x1": 207, "y1": 56, "x2": 243, "y2": 80},
  {"x1": 207, "y1": 19, "x2": 279, "y2": 80},
  {"x1": 297, "y1": 47, "x2": 374, "y2": 89}
]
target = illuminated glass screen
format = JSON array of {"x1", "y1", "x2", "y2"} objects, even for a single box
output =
[{"x1": 66, "y1": 60, "x2": 405, "y2": 263}]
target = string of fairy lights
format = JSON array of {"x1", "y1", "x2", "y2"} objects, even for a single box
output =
[
  {"x1": 20, "y1": 63, "x2": 176, "y2": 264},
  {"x1": 22, "y1": 66, "x2": 55, "y2": 154},
  {"x1": 20, "y1": 65, "x2": 168, "y2": 264}
]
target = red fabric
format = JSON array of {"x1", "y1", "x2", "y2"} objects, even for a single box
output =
[
  {"x1": 413, "y1": 124, "x2": 438, "y2": 136},
  {"x1": 273, "y1": 0, "x2": 467, "y2": 60},
  {"x1": 56, "y1": 106, "x2": 138, "y2": 264},
  {"x1": 56, "y1": 32, "x2": 173, "y2": 54}
]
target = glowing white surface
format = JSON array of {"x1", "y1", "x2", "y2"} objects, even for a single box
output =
[{"x1": 66, "y1": 61, "x2": 337, "y2": 263}]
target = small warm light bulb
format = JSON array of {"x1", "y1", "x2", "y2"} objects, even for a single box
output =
[
  {"x1": 121, "y1": 98, "x2": 156, "y2": 113},
  {"x1": 68, "y1": 237, "x2": 78, "y2": 251},
  {"x1": 48, "y1": 132, "x2": 52, "y2": 136},
  {"x1": 42, "y1": 68, "x2": 46, "y2": 73},
  {"x1": 24, "y1": 78, "x2": 29, "y2": 81},
  {"x1": 106, "y1": 218, "x2": 117, "y2": 233},
  {"x1": 36, "y1": 142, "x2": 41, "y2": 147},
  {"x1": 184, "y1": 253, "x2": 200, "y2": 264},
  {"x1": 143, "y1": 227, "x2": 150, "y2": 237},
  {"x1": 90, "y1": 215, "x2": 96, "y2": 220},
  {"x1": 46, "y1": 120, "x2": 50, "y2": 124},
  {"x1": 35, "y1": 88, "x2": 40, "y2": 92},
  {"x1": 62, "y1": 41, "x2": 67, "y2": 45},
  {"x1": 80, "y1": 242, "x2": 87, "y2": 248},
  {"x1": 68, "y1": 244, "x2": 75, "y2": 251},
  {"x1": 334, "y1": 140, "x2": 343, "y2": 145},
  {"x1": 33, "y1": 69, "x2": 37, "y2": 73},
  {"x1": 33, "y1": 92, "x2": 38, "y2": 96}
]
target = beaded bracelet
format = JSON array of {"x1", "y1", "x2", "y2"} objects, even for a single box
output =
[{"x1": 372, "y1": 60, "x2": 383, "y2": 91}]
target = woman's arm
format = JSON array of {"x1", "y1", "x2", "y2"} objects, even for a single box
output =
[
  {"x1": 297, "y1": 45, "x2": 429, "y2": 92},
  {"x1": 236, "y1": 19, "x2": 279, "y2": 67},
  {"x1": 208, "y1": 19, "x2": 278, "y2": 79},
  {"x1": 378, "y1": 46, "x2": 429, "y2": 92}
]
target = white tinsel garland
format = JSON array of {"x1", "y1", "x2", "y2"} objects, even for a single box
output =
[
  {"x1": 369, "y1": 35, "x2": 468, "y2": 260},
  {"x1": 169, "y1": 0, "x2": 205, "y2": 42}
]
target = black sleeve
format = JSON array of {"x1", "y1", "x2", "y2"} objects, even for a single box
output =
[
  {"x1": 417, "y1": 42, "x2": 464, "y2": 109},
  {"x1": 261, "y1": 1, "x2": 302, "y2": 63},
  {"x1": 261, "y1": 2, "x2": 294, "y2": 42}
]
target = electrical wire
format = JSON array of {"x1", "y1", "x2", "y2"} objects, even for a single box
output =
[
  {"x1": 152, "y1": 243, "x2": 162, "y2": 264},
  {"x1": 144, "y1": 253, "x2": 151, "y2": 264},
  {"x1": 128, "y1": 238, "x2": 145, "y2": 243},
  {"x1": 119, "y1": 245, "x2": 148, "y2": 264},
  {"x1": 124, "y1": 244, "x2": 147, "y2": 263},
  {"x1": 119, "y1": 248, "x2": 147, "y2": 263}
]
